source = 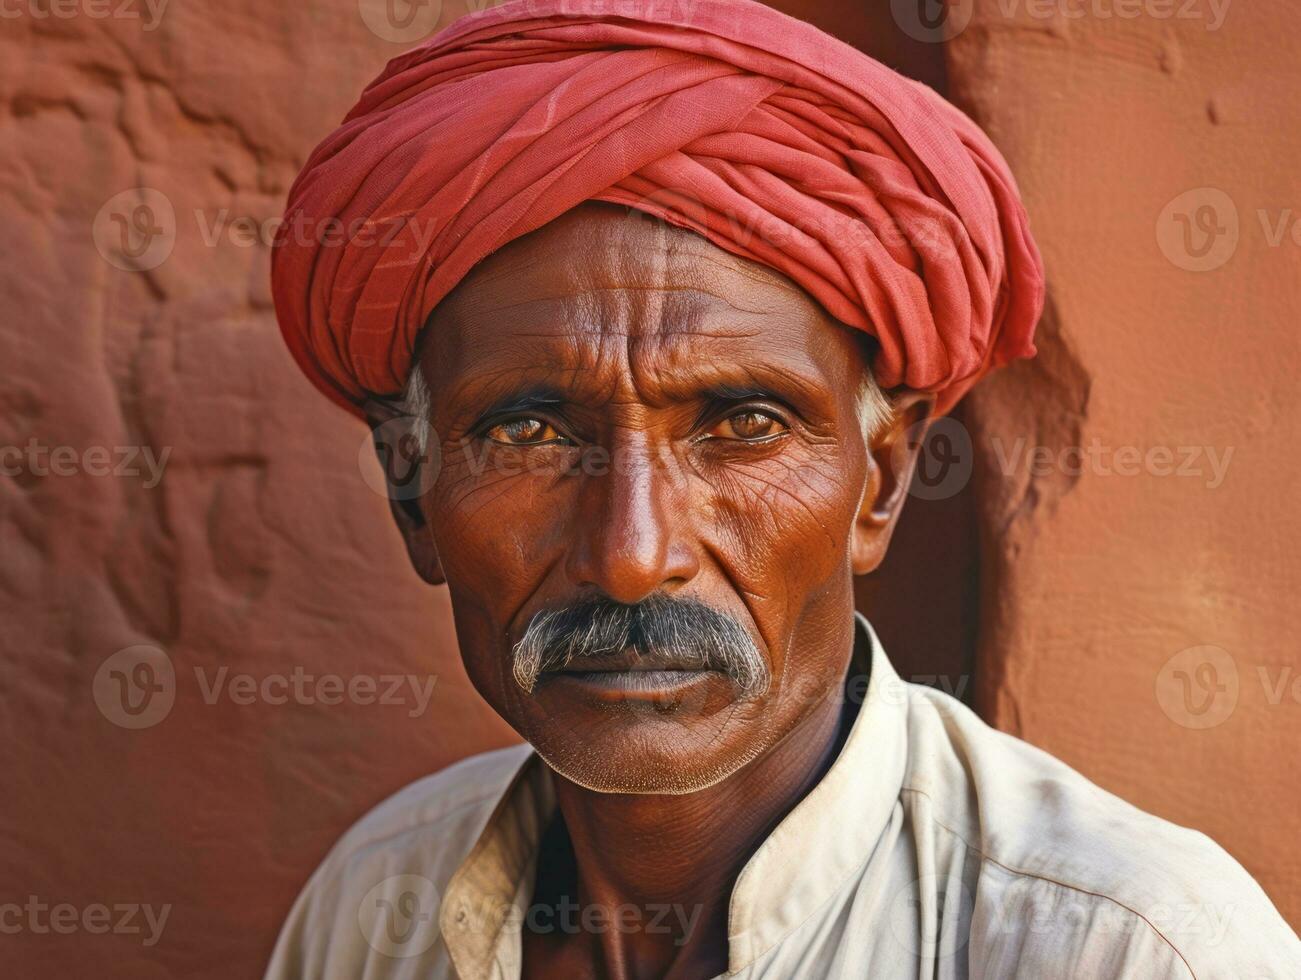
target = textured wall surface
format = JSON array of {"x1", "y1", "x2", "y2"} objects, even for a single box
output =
[
  {"x1": 0, "y1": 5, "x2": 522, "y2": 978},
  {"x1": 0, "y1": 1, "x2": 1294, "y2": 977},
  {"x1": 946, "y1": 0, "x2": 1301, "y2": 930}
]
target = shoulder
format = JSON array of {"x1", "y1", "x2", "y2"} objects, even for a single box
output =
[
  {"x1": 264, "y1": 743, "x2": 533, "y2": 979},
  {"x1": 897, "y1": 683, "x2": 1300, "y2": 975},
  {"x1": 325, "y1": 741, "x2": 533, "y2": 864}
]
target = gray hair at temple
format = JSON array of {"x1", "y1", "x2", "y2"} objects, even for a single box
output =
[{"x1": 402, "y1": 364, "x2": 433, "y2": 458}]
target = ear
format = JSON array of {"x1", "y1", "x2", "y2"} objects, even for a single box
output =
[
  {"x1": 362, "y1": 397, "x2": 446, "y2": 585},
  {"x1": 851, "y1": 391, "x2": 937, "y2": 575}
]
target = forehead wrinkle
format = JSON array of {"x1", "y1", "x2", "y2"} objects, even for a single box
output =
[
  {"x1": 566, "y1": 208, "x2": 806, "y2": 320},
  {"x1": 663, "y1": 235, "x2": 810, "y2": 299},
  {"x1": 608, "y1": 225, "x2": 803, "y2": 318},
  {"x1": 436, "y1": 358, "x2": 621, "y2": 421},
  {"x1": 633, "y1": 341, "x2": 840, "y2": 415},
  {"x1": 424, "y1": 203, "x2": 855, "y2": 417},
  {"x1": 431, "y1": 287, "x2": 844, "y2": 417},
  {"x1": 450, "y1": 199, "x2": 815, "y2": 313},
  {"x1": 431, "y1": 291, "x2": 634, "y2": 416},
  {"x1": 450, "y1": 284, "x2": 782, "y2": 324}
]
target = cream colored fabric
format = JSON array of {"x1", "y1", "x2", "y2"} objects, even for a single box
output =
[{"x1": 266, "y1": 616, "x2": 1300, "y2": 978}]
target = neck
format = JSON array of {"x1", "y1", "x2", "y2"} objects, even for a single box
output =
[{"x1": 540, "y1": 690, "x2": 849, "y2": 979}]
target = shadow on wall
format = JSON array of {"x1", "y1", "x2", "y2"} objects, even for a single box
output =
[{"x1": 855, "y1": 402, "x2": 982, "y2": 707}]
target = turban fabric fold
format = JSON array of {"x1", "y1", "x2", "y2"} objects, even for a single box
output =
[{"x1": 273, "y1": 0, "x2": 1044, "y2": 417}]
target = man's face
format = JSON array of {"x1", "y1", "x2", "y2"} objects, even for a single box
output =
[{"x1": 388, "y1": 202, "x2": 921, "y2": 794}]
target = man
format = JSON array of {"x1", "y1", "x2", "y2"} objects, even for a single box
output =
[{"x1": 265, "y1": 0, "x2": 1300, "y2": 976}]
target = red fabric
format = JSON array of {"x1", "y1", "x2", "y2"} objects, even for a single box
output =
[{"x1": 272, "y1": 0, "x2": 1044, "y2": 417}]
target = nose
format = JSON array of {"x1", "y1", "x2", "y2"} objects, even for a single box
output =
[{"x1": 564, "y1": 435, "x2": 700, "y2": 604}]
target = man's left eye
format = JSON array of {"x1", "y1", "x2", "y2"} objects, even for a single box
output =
[
  {"x1": 485, "y1": 417, "x2": 565, "y2": 445},
  {"x1": 708, "y1": 410, "x2": 787, "y2": 442}
]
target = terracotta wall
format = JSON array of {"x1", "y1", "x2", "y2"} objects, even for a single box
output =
[
  {"x1": 0, "y1": 1, "x2": 1293, "y2": 977},
  {"x1": 943, "y1": 0, "x2": 1301, "y2": 928},
  {"x1": 1, "y1": 6, "x2": 515, "y2": 978}
]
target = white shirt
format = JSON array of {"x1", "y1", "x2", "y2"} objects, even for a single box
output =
[{"x1": 265, "y1": 615, "x2": 1300, "y2": 978}]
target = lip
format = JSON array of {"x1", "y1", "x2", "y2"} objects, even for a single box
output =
[
  {"x1": 549, "y1": 649, "x2": 705, "y2": 672},
  {"x1": 540, "y1": 667, "x2": 721, "y2": 705}
]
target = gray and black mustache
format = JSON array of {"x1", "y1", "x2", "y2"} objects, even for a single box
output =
[{"x1": 511, "y1": 593, "x2": 770, "y2": 700}]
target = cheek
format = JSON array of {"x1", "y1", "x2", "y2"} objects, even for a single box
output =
[
  {"x1": 705, "y1": 441, "x2": 863, "y2": 590},
  {"x1": 700, "y1": 440, "x2": 864, "y2": 682},
  {"x1": 426, "y1": 446, "x2": 576, "y2": 613}
]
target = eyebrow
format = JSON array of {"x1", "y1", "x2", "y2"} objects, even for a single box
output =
[
  {"x1": 442, "y1": 352, "x2": 838, "y2": 432},
  {"x1": 474, "y1": 388, "x2": 568, "y2": 421},
  {"x1": 705, "y1": 384, "x2": 780, "y2": 403},
  {"x1": 476, "y1": 382, "x2": 797, "y2": 419}
]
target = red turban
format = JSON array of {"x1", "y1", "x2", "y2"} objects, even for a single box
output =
[{"x1": 273, "y1": 0, "x2": 1043, "y2": 417}]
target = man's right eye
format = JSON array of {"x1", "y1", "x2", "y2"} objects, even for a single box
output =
[{"x1": 484, "y1": 417, "x2": 566, "y2": 446}]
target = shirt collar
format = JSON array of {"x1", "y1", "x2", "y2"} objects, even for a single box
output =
[
  {"x1": 439, "y1": 613, "x2": 909, "y2": 978},
  {"x1": 726, "y1": 612, "x2": 909, "y2": 969}
]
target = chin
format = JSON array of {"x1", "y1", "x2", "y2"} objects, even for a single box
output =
[{"x1": 522, "y1": 707, "x2": 780, "y2": 795}]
